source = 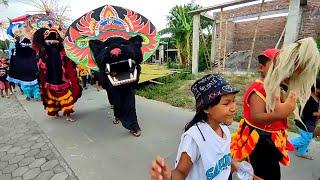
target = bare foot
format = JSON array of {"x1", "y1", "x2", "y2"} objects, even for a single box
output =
[
  {"x1": 113, "y1": 118, "x2": 120, "y2": 124},
  {"x1": 66, "y1": 115, "x2": 76, "y2": 122}
]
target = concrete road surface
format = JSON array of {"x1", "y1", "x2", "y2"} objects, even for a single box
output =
[{"x1": 16, "y1": 87, "x2": 320, "y2": 180}]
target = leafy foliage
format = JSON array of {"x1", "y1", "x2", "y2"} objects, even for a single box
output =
[
  {"x1": 0, "y1": 0, "x2": 8, "y2": 6},
  {"x1": 162, "y1": 2, "x2": 212, "y2": 71},
  {"x1": 0, "y1": 39, "x2": 10, "y2": 50}
]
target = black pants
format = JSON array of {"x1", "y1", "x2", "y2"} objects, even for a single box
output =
[
  {"x1": 111, "y1": 86, "x2": 140, "y2": 132},
  {"x1": 105, "y1": 83, "x2": 113, "y2": 106},
  {"x1": 81, "y1": 76, "x2": 87, "y2": 88},
  {"x1": 249, "y1": 132, "x2": 283, "y2": 180}
]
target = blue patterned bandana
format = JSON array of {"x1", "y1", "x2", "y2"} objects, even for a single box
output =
[{"x1": 191, "y1": 74, "x2": 239, "y2": 112}]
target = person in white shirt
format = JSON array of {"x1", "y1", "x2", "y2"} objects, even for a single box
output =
[{"x1": 150, "y1": 73, "x2": 240, "y2": 180}]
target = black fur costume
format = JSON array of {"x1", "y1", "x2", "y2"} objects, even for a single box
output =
[
  {"x1": 89, "y1": 36, "x2": 143, "y2": 133},
  {"x1": 33, "y1": 28, "x2": 82, "y2": 117}
]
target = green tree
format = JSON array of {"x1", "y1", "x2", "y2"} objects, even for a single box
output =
[
  {"x1": 0, "y1": 0, "x2": 8, "y2": 6},
  {"x1": 160, "y1": 3, "x2": 211, "y2": 69},
  {"x1": 0, "y1": 39, "x2": 9, "y2": 50}
]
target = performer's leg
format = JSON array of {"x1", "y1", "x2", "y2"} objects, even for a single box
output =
[
  {"x1": 111, "y1": 88, "x2": 121, "y2": 124},
  {"x1": 8, "y1": 82, "x2": 14, "y2": 94},
  {"x1": 46, "y1": 100, "x2": 60, "y2": 116},
  {"x1": 295, "y1": 128, "x2": 313, "y2": 157},
  {"x1": 96, "y1": 80, "x2": 100, "y2": 91},
  {"x1": 21, "y1": 84, "x2": 32, "y2": 100},
  {"x1": 249, "y1": 134, "x2": 282, "y2": 180},
  {"x1": 32, "y1": 84, "x2": 41, "y2": 100},
  {"x1": 290, "y1": 134, "x2": 304, "y2": 150},
  {"x1": 105, "y1": 83, "x2": 114, "y2": 106},
  {"x1": 118, "y1": 87, "x2": 141, "y2": 136},
  {"x1": 81, "y1": 76, "x2": 87, "y2": 89},
  {"x1": 4, "y1": 82, "x2": 9, "y2": 97},
  {"x1": 60, "y1": 90, "x2": 75, "y2": 121},
  {"x1": 0, "y1": 81, "x2": 4, "y2": 97},
  {"x1": 10, "y1": 82, "x2": 15, "y2": 92}
]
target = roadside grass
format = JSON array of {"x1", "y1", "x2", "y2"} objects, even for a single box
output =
[
  {"x1": 137, "y1": 71, "x2": 320, "y2": 135},
  {"x1": 137, "y1": 70, "x2": 257, "y2": 120},
  {"x1": 137, "y1": 71, "x2": 320, "y2": 136}
]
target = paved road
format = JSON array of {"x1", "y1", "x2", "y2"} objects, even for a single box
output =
[
  {"x1": 0, "y1": 96, "x2": 78, "y2": 180},
  {"x1": 11, "y1": 87, "x2": 320, "y2": 180}
]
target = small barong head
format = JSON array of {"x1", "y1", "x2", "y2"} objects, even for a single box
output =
[
  {"x1": 264, "y1": 37, "x2": 320, "y2": 121},
  {"x1": 32, "y1": 27, "x2": 64, "y2": 53},
  {"x1": 7, "y1": 22, "x2": 32, "y2": 48}
]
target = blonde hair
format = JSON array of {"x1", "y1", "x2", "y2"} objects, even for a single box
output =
[{"x1": 264, "y1": 37, "x2": 320, "y2": 120}]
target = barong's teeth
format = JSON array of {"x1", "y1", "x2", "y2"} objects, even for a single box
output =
[
  {"x1": 130, "y1": 73, "x2": 134, "y2": 79},
  {"x1": 106, "y1": 64, "x2": 110, "y2": 72},
  {"x1": 21, "y1": 43, "x2": 31, "y2": 46},
  {"x1": 128, "y1": 59, "x2": 132, "y2": 68},
  {"x1": 113, "y1": 77, "x2": 119, "y2": 82}
]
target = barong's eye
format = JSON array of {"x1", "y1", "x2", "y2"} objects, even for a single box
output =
[
  {"x1": 75, "y1": 38, "x2": 89, "y2": 49},
  {"x1": 140, "y1": 34, "x2": 150, "y2": 45},
  {"x1": 43, "y1": 30, "x2": 50, "y2": 39}
]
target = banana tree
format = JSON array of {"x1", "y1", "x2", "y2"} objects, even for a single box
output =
[
  {"x1": 160, "y1": 3, "x2": 211, "y2": 69},
  {"x1": 168, "y1": 5, "x2": 192, "y2": 66}
]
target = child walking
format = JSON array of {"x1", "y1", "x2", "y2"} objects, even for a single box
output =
[
  {"x1": 150, "y1": 74, "x2": 240, "y2": 180},
  {"x1": 0, "y1": 61, "x2": 10, "y2": 98}
]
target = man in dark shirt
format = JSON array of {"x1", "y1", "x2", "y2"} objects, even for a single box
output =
[{"x1": 290, "y1": 79, "x2": 320, "y2": 160}]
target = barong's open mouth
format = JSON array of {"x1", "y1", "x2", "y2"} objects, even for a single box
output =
[
  {"x1": 44, "y1": 29, "x2": 60, "y2": 45},
  {"x1": 105, "y1": 59, "x2": 138, "y2": 86},
  {"x1": 20, "y1": 37, "x2": 31, "y2": 47},
  {"x1": 45, "y1": 40, "x2": 60, "y2": 45}
]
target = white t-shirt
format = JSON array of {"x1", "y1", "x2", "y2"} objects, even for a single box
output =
[{"x1": 175, "y1": 122, "x2": 231, "y2": 180}]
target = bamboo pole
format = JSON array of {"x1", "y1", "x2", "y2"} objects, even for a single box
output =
[
  {"x1": 211, "y1": 13, "x2": 217, "y2": 71},
  {"x1": 275, "y1": 26, "x2": 286, "y2": 49},
  {"x1": 218, "y1": 7, "x2": 223, "y2": 71},
  {"x1": 247, "y1": 0, "x2": 265, "y2": 72},
  {"x1": 223, "y1": 20, "x2": 228, "y2": 70},
  {"x1": 200, "y1": 32, "x2": 210, "y2": 69}
]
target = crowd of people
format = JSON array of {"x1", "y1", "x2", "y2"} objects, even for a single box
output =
[
  {"x1": 0, "y1": 56, "x2": 100, "y2": 99},
  {"x1": 0, "y1": 58, "x2": 16, "y2": 98}
]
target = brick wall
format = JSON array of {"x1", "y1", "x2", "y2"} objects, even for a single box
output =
[
  {"x1": 212, "y1": 0, "x2": 289, "y2": 67},
  {"x1": 299, "y1": 0, "x2": 320, "y2": 38},
  {"x1": 220, "y1": 0, "x2": 289, "y2": 19},
  {"x1": 233, "y1": 17, "x2": 286, "y2": 55},
  {"x1": 208, "y1": 0, "x2": 320, "y2": 69}
]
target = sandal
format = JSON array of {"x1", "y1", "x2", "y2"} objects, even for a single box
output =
[
  {"x1": 66, "y1": 117, "x2": 76, "y2": 122},
  {"x1": 130, "y1": 130, "x2": 141, "y2": 137},
  {"x1": 113, "y1": 118, "x2": 120, "y2": 124}
]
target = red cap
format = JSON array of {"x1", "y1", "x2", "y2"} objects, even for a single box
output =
[{"x1": 258, "y1": 48, "x2": 280, "y2": 61}]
